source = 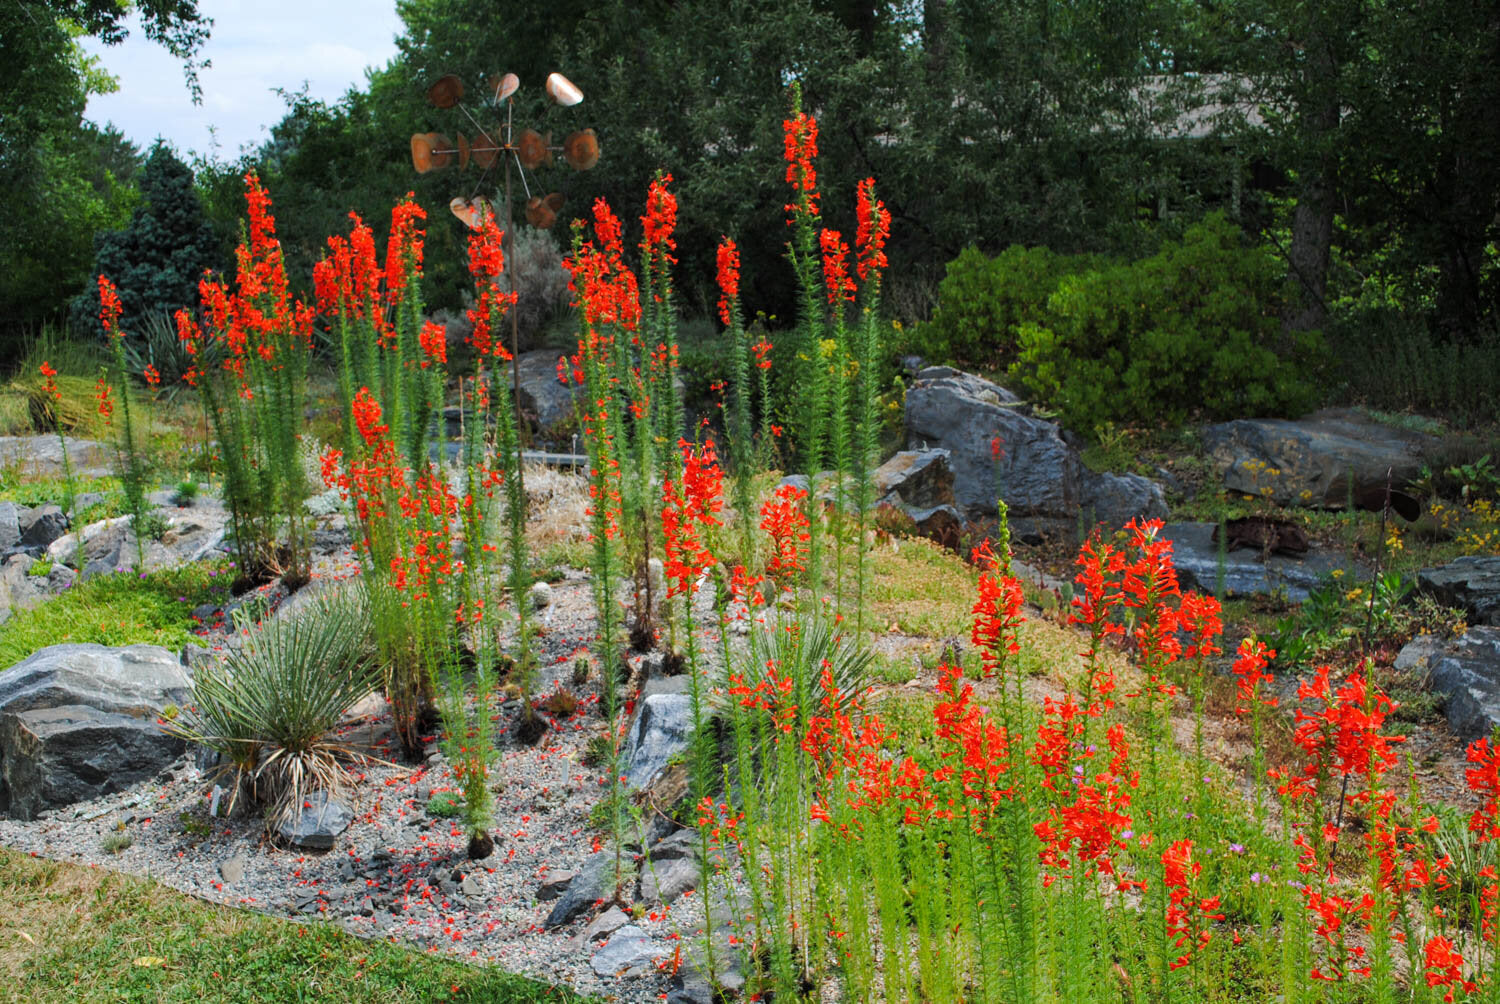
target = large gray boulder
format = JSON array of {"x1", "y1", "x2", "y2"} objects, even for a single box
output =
[
  {"x1": 1398, "y1": 627, "x2": 1500, "y2": 739},
  {"x1": 0, "y1": 436, "x2": 113, "y2": 479},
  {"x1": 1158, "y1": 522, "x2": 1357, "y2": 603},
  {"x1": 622, "y1": 693, "x2": 693, "y2": 790},
  {"x1": 0, "y1": 643, "x2": 190, "y2": 819},
  {"x1": 516, "y1": 349, "x2": 585, "y2": 435},
  {"x1": 1202, "y1": 409, "x2": 1437, "y2": 509},
  {"x1": 904, "y1": 367, "x2": 1166, "y2": 535},
  {"x1": 1420, "y1": 556, "x2": 1500, "y2": 626}
]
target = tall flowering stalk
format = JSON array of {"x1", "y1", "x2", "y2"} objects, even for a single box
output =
[
  {"x1": 851, "y1": 178, "x2": 889, "y2": 634},
  {"x1": 783, "y1": 84, "x2": 830, "y2": 597},
  {"x1": 176, "y1": 172, "x2": 314, "y2": 585},
  {"x1": 564, "y1": 215, "x2": 632, "y2": 894},
  {"x1": 660, "y1": 436, "x2": 725, "y2": 980},
  {"x1": 97, "y1": 275, "x2": 150, "y2": 568},
  {"x1": 717, "y1": 236, "x2": 759, "y2": 562}
]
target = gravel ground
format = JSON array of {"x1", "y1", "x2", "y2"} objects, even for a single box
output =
[{"x1": 0, "y1": 571, "x2": 722, "y2": 1003}]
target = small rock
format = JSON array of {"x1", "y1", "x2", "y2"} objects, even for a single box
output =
[
  {"x1": 646, "y1": 827, "x2": 697, "y2": 862},
  {"x1": 622, "y1": 693, "x2": 693, "y2": 789},
  {"x1": 462, "y1": 873, "x2": 484, "y2": 898},
  {"x1": 579, "y1": 905, "x2": 630, "y2": 944},
  {"x1": 219, "y1": 854, "x2": 247, "y2": 885},
  {"x1": 1420, "y1": 556, "x2": 1500, "y2": 626},
  {"x1": 18, "y1": 505, "x2": 68, "y2": 549},
  {"x1": 530, "y1": 580, "x2": 553, "y2": 610},
  {"x1": 538, "y1": 869, "x2": 578, "y2": 901},
  {"x1": 276, "y1": 791, "x2": 352, "y2": 850}
]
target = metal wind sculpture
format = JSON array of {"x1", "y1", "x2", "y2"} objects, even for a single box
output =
[{"x1": 411, "y1": 71, "x2": 598, "y2": 416}]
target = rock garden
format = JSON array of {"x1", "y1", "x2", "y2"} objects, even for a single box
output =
[{"x1": 4, "y1": 98, "x2": 1500, "y2": 1004}]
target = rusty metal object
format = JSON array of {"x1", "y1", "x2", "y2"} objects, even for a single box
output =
[
  {"x1": 450, "y1": 196, "x2": 492, "y2": 229},
  {"x1": 545, "y1": 72, "x2": 583, "y2": 106},
  {"x1": 562, "y1": 129, "x2": 599, "y2": 170},
  {"x1": 517, "y1": 128, "x2": 551, "y2": 169},
  {"x1": 427, "y1": 133, "x2": 454, "y2": 169},
  {"x1": 457, "y1": 133, "x2": 471, "y2": 169},
  {"x1": 489, "y1": 72, "x2": 520, "y2": 102},
  {"x1": 427, "y1": 74, "x2": 465, "y2": 108},
  {"x1": 524, "y1": 196, "x2": 554, "y2": 229},
  {"x1": 470, "y1": 130, "x2": 500, "y2": 169},
  {"x1": 1212, "y1": 517, "x2": 1311, "y2": 556},
  {"x1": 410, "y1": 133, "x2": 435, "y2": 173}
]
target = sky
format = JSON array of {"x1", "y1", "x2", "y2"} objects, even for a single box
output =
[{"x1": 80, "y1": 1, "x2": 405, "y2": 161}]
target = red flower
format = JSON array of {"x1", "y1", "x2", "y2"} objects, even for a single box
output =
[
  {"x1": 143, "y1": 364, "x2": 161, "y2": 388},
  {"x1": 1163, "y1": 839, "x2": 1222, "y2": 970},
  {"x1": 1424, "y1": 935, "x2": 1476, "y2": 1001},
  {"x1": 98, "y1": 275, "x2": 123, "y2": 340},
  {"x1": 854, "y1": 177, "x2": 889, "y2": 282},
  {"x1": 715, "y1": 237, "x2": 739, "y2": 327},
  {"x1": 418, "y1": 320, "x2": 447, "y2": 368},
  {"x1": 385, "y1": 194, "x2": 427, "y2": 303},
  {"x1": 971, "y1": 540, "x2": 1025, "y2": 679},
  {"x1": 660, "y1": 439, "x2": 724, "y2": 597},
  {"x1": 38, "y1": 362, "x2": 59, "y2": 402},
  {"x1": 1467, "y1": 737, "x2": 1500, "y2": 842},
  {"x1": 1231, "y1": 637, "x2": 1278, "y2": 714},
  {"x1": 751, "y1": 338, "x2": 773, "y2": 371},
  {"x1": 640, "y1": 173, "x2": 677, "y2": 258},
  {"x1": 819, "y1": 228, "x2": 855, "y2": 305},
  {"x1": 782, "y1": 110, "x2": 819, "y2": 220},
  {"x1": 760, "y1": 483, "x2": 810, "y2": 583},
  {"x1": 94, "y1": 376, "x2": 114, "y2": 425}
]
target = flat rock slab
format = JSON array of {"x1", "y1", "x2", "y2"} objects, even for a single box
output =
[
  {"x1": 1203, "y1": 409, "x2": 1437, "y2": 509},
  {"x1": 1399, "y1": 627, "x2": 1500, "y2": 739},
  {"x1": 1420, "y1": 556, "x2": 1500, "y2": 626},
  {"x1": 1159, "y1": 522, "x2": 1357, "y2": 603},
  {"x1": 591, "y1": 925, "x2": 669, "y2": 978},
  {"x1": 0, "y1": 436, "x2": 113, "y2": 480}
]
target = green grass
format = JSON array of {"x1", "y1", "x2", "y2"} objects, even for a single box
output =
[
  {"x1": 0, "y1": 561, "x2": 231, "y2": 667},
  {"x1": 0, "y1": 846, "x2": 592, "y2": 1003}
]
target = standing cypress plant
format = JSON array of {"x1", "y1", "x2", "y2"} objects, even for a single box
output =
[
  {"x1": 175, "y1": 173, "x2": 314, "y2": 587},
  {"x1": 565, "y1": 218, "x2": 632, "y2": 895},
  {"x1": 818, "y1": 227, "x2": 855, "y2": 612},
  {"x1": 96, "y1": 275, "x2": 150, "y2": 568},
  {"x1": 783, "y1": 85, "x2": 829, "y2": 598},
  {"x1": 717, "y1": 237, "x2": 758, "y2": 562},
  {"x1": 851, "y1": 178, "x2": 890, "y2": 634}
]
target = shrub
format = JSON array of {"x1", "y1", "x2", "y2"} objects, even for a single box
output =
[
  {"x1": 910, "y1": 243, "x2": 1103, "y2": 369},
  {"x1": 1327, "y1": 306, "x2": 1500, "y2": 425},
  {"x1": 1009, "y1": 213, "x2": 1321, "y2": 432},
  {"x1": 170, "y1": 583, "x2": 378, "y2": 828}
]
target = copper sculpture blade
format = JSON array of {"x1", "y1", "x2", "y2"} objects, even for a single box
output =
[
  {"x1": 543, "y1": 191, "x2": 566, "y2": 212},
  {"x1": 457, "y1": 133, "x2": 471, "y2": 169},
  {"x1": 488, "y1": 72, "x2": 520, "y2": 103},
  {"x1": 411, "y1": 133, "x2": 435, "y2": 173},
  {"x1": 428, "y1": 132, "x2": 454, "y2": 170},
  {"x1": 450, "y1": 196, "x2": 480, "y2": 228},
  {"x1": 427, "y1": 74, "x2": 465, "y2": 109},
  {"x1": 524, "y1": 196, "x2": 557, "y2": 229},
  {"x1": 562, "y1": 129, "x2": 600, "y2": 170},
  {"x1": 470, "y1": 130, "x2": 500, "y2": 169},
  {"x1": 545, "y1": 72, "x2": 584, "y2": 107},
  {"x1": 517, "y1": 129, "x2": 551, "y2": 170}
]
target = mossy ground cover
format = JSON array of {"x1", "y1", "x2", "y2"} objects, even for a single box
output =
[
  {"x1": 0, "y1": 846, "x2": 592, "y2": 1003},
  {"x1": 0, "y1": 561, "x2": 231, "y2": 668}
]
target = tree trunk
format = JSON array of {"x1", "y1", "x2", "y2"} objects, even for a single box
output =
[{"x1": 1286, "y1": 32, "x2": 1339, "y2": 333}]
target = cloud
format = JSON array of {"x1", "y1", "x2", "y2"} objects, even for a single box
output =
[{"x1": 81, "y1": 1, "x2": 403, "y2": 159}]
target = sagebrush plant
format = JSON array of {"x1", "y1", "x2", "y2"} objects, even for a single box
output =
[
  {"x1": 174, "y1": 172, "x2": 314, "y2": 586},
  {"x1": 169, "y1": 583, "x2": 378, "y2": 828}
]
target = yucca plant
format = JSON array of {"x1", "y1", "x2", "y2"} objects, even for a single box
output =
[{"x1": 170, "y1": 583, "x2": 379, "y2": 830}]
